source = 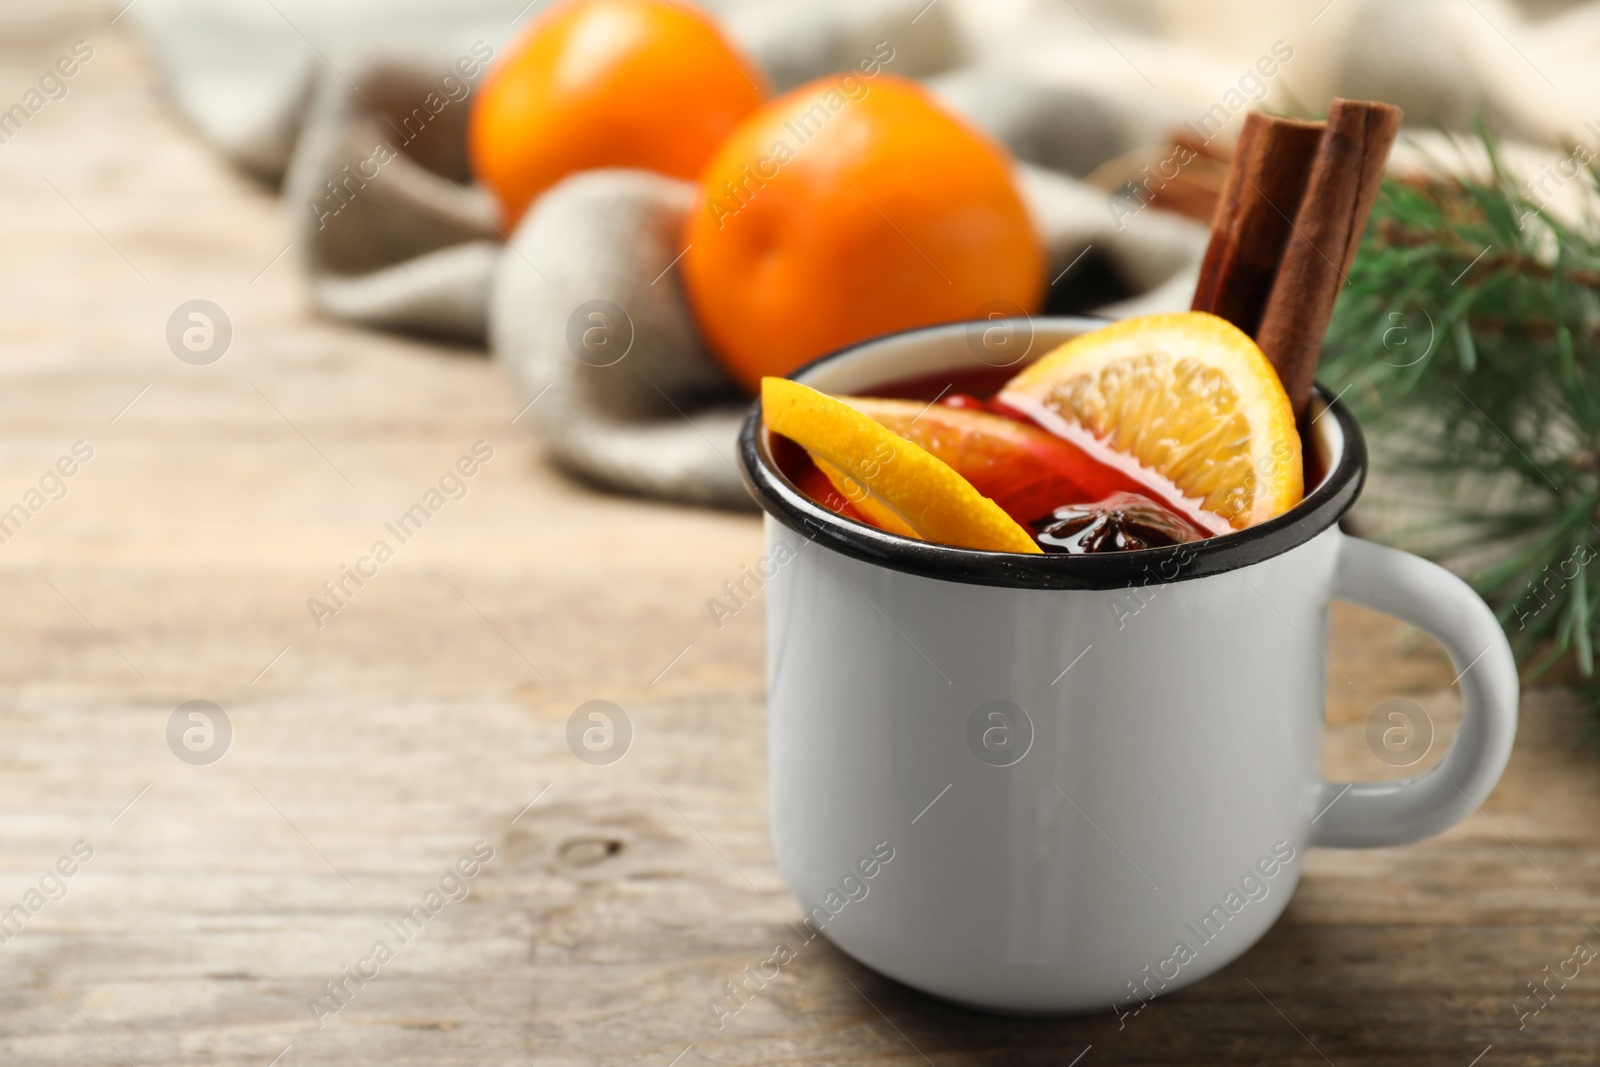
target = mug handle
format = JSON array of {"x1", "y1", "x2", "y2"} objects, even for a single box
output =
[{"x1": 1311, "y1": 533, "x2": 1520, "y2": 847}]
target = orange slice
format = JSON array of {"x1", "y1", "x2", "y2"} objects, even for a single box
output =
[
  {"x1": 762, "y1": 378, "x2": 1042, "y2": 553},
  {"x1": 998, "y1": 312, "x2": 1302, "y2": 529},
  {"x1": 844, "y1": 397, "x2": 1124, "y2": 524}
]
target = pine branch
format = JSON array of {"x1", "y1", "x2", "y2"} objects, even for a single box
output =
[{"x1": 1320, "y1": 128, "x2": 1600, "y2": 729}]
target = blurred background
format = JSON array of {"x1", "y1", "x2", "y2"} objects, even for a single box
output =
[{"x1": 1, "y1": 0, "x2": 1598, "y2": 1063}]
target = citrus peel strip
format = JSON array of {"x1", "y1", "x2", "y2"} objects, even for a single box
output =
[{"x1": 762, "y1": 377, "x2": 1042, "y2": 554}]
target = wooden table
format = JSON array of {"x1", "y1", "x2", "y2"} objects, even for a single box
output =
[{"x1": 1, "y1": 11, "x2": 1597, "y2": 1066}]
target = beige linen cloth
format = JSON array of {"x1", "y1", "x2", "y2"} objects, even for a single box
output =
[{"x1": 133, "y1": 0, "x2": 1600, "y2": 508}]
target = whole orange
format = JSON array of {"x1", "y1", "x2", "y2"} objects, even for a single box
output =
[
  {"x1": 681, "y1": 73, "x2": 1044, "y2": 392},
  {"x1": 469, "y1": 0, "x2": 765, "y2": 226}
]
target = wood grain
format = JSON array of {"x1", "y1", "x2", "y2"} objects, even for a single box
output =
[{"x1": 0, "y1": 12, "x2": 1595, "y2": 1067}]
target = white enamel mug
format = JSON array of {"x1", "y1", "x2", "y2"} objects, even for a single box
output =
[{"x1": 737, "y1": 317, "x2": 1519, "y2": 1015}]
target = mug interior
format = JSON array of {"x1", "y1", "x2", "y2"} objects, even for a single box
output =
[{"x1": 738, "y1": 317, "x2": 1365, "y2": 590}]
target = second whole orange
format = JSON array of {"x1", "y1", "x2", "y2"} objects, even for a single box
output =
[{"x1": 682, "y1": 73, "x2": 1045, "y2": 393}]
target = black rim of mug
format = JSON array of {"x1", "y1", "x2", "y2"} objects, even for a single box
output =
[{"x1": 736, "y1": 319, "x2": 1367, "y2": 591}]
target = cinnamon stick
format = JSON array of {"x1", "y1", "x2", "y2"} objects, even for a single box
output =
[
  {"x1": 1190, "y1": 112, "x2": 1324, "y2": 337},
  {"x1": 1254, "y1": 98, "x2": 1402, "y2": 417}
]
